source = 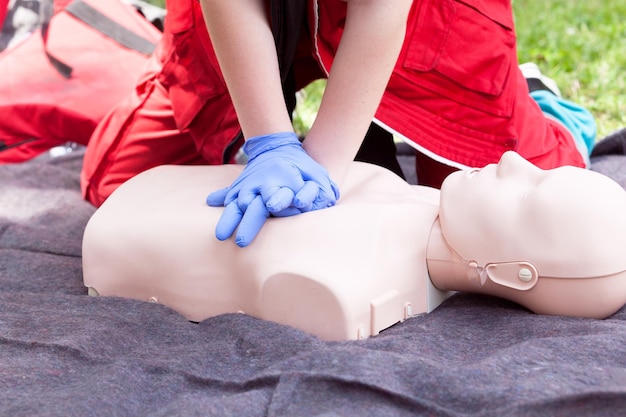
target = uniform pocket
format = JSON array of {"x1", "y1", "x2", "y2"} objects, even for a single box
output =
[{"x1": 401, "y1": 0, "x2": 516, "y2": 116}]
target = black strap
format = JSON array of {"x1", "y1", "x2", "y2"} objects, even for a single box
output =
[
  {"x1": 40, "y1": 0, "x2": 73, "y2": 78},
  {"x1": 65, "y1": 0, "x2": 156, "y2": 56},
  {"x1": 0, "y1": 138, "x2": 38, "y2": 152},
  {"x1": 41, "y1": 0, "x2": 157, "y2": 79}
]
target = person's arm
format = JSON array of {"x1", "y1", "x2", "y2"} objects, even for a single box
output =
[
  {"x1": 201, "y1": 0, "x2": 339, "y2": 247},
  {"x1": 304, "y1": 0, "x2": 413, "y2": 185},
  {"x1": 199, "y1": 0, "x2": 293, "y2": 138},
  {"x1": 200, "y1": 0, "x2": 412, "y2": 247}
]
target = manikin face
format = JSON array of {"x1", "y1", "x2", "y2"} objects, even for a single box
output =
[{"x1": 439, "y1": 151, "x2": 626, "y2": 278}]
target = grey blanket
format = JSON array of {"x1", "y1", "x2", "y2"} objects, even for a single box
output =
[{"x1": 1, "y1": 148, "x2": 625, "y2": 417}]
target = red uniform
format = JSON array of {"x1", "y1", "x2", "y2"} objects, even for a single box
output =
[
  {"x1": 81, "y1": 0, "x2": 584, "y2": 206},
  {"x1": 0, "y1": 1, "x2": 7, "y2": 30}
]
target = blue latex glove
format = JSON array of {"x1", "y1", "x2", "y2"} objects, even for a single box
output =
[{"x1": 206, "y1": 132, "x2": 340, "y2": 247}]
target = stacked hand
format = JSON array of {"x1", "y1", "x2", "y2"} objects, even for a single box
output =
[{"x1": 206, "y1": 132, "x2": 340, "y2": 247}]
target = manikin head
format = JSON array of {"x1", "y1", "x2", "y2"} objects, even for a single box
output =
[{"x1": 434, "y1": 151, "x2": 626, "y2": 317}]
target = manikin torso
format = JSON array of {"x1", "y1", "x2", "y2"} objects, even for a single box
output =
[
  {"x1": 83, "y1": 155, "x2": 626, "y2": 340},
  {"x1": 83, "y1": 162, "x2": 452, "y2": 341}
]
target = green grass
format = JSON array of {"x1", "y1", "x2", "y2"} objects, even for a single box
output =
[
  {"x1": 144, "y1": 0, "x2": 624, "y2": 140},
  {"x1": 514, "y1": 0, "x2": 626, "y2": 139},
  {"x1": 146, "y1": 0, "x2": 165, "y2": 8}
]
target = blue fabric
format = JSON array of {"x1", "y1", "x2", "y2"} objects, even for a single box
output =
[{"x1": 531, "y1": 90, "x2": 597, "y2": 165}]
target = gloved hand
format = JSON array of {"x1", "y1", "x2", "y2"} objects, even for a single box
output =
[{"x1": 206, "y1": 132, "x2": 340, "y2": 247}]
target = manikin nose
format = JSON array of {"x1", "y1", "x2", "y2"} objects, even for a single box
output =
[{"x1": 496, "y1": 151, "x2": 541, "y2": 177}]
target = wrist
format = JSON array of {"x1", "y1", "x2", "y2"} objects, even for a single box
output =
[
  {"x1": 302, "y1": 131, "x2": 357, "y2": 188},
  {"x1": 244, "y1": 131, "x2": 301, "y2": 160}
]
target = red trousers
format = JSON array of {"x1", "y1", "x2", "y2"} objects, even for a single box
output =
[{"x1": 81, "y1": 0, "x2": 584, "y2": 207}]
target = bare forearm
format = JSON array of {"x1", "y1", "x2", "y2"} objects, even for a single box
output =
[
  {"x1": 304, "y1": 0, "x2": 412, "y2": 184},
  {"x1": 199, "y1": 0, "x2": 293, "y2": 138}
]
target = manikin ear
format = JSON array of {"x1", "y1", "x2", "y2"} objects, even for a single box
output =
[{"x1": 485, "y1": 262, "x2": 539, "y2": 291}]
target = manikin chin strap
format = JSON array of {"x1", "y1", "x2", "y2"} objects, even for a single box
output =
[
  {"x1": 445, "y1": 242, "x2": 540, "y2": 291},
  {"x1": 468, "y1": 260, "x2": 539, "y2": 291}
]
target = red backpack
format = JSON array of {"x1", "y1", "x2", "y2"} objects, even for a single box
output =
[{"x1": 0, "y1": 0, "x2": 162, "y2": 162}]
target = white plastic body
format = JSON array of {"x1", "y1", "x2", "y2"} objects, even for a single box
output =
[
  {"x1": 430, "y1": 151, "x2": 626, "y2": 319},
  {"x1": 82, "y1": 162, "x2": 452, "y2": 341}
]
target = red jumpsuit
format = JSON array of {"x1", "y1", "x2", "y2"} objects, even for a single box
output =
[{"x1": 81, "y1": 0, "x2": 584, "y2": 207}]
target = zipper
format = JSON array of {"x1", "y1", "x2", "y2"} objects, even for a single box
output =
[{"x1": 0, "y1": 138, "x2": 38, "y2": 152}]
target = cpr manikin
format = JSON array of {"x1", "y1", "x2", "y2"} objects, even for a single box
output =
[{"x1": 82, "y1": 152, "x2": 626, "y2": 340}]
